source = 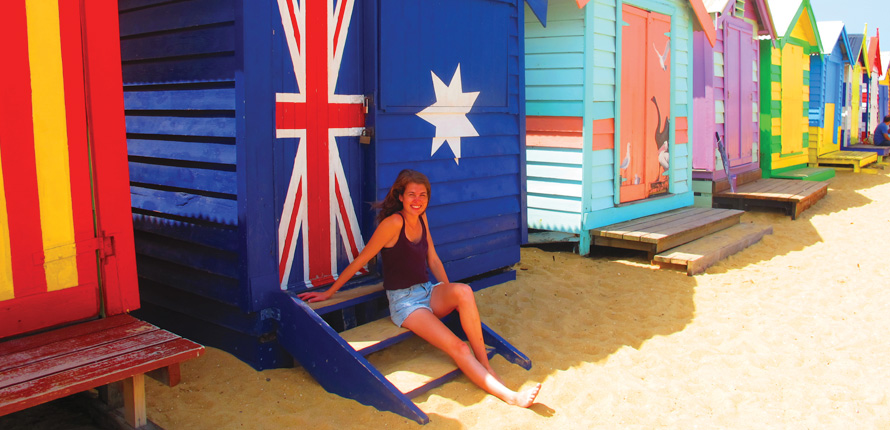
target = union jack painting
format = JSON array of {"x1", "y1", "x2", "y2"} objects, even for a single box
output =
[{"x1": 275, "y1": 0, "x2": 367, "y2": 289}]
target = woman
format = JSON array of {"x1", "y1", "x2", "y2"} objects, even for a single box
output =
[{"x1": 298, "y1": 169, "x2": 540, "y2": 408}]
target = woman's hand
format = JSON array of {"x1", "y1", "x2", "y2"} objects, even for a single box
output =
[{"x1": 297, "y1": 290, "x2": 333, "y2": 303}]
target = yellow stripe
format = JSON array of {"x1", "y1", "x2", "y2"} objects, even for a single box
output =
[
  {"x1": 26, "y1": 0, "x2": 78, "y2": 291},
  {"x1": 0, "y1": 151, "x2": 13, "y2": 300}
]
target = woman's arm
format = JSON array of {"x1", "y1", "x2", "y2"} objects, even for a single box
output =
[
  {"x1": 298, "y1": 215, "x2": 402, "y2": 302},
  {"x1": 423, "y1": 213, "x2": 450, "y2": 284}
]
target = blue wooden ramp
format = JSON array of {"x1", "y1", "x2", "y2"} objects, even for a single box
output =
[{"x1": 273, "y1": 282, "x2": 531, "y2": 424}]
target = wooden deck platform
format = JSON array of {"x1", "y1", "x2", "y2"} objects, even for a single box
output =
[
  {"x1": 0, "y1": 315, "x2": 204, "y2": 428},
  {"x1": 591, "y1": 208, "x2": 744, "y2": 258},
  {"x1": 810, "y1": 150, "x2": 878, "y2": 172},
  {"x1": 846, "y1": 144, "x2": 890, "y2": 163},
  {"x1": 654, "y1": 223, "x2": 773, "y2": 275},
  {"x1": 712, "y1": 178, "x2": 828, "y2": 220},
  {"x1": 771, "y1": 166, "x2": 836, "y2": 181}
]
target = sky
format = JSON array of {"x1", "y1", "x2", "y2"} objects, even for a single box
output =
[{"x1": 809, "y1": 0, "x2": 888, "y2": 45}]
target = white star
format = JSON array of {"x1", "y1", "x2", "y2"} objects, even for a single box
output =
[{"x1": 416, "y1": 64, "x2": 480, "y2": 164}]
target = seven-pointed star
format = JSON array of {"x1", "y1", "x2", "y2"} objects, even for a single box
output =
[{"x1": 416, "y1": 64, "x2": 480, "y2": 164}]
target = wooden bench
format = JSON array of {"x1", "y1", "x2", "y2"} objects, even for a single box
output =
[
  {"x1": 712, "y1": 178, "x2": 828, "y2": 220},
  {"x1": 0, "y1": 314, "x2": 204, "y2": 428}
]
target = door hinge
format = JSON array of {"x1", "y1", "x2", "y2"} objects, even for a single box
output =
[{"x1": 32, "y1": 234, "x2": 115, "y2": 266}]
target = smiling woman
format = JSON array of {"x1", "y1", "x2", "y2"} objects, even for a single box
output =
[{"x1": 297, "y1": 169, "x2": 541, "y2": 408}]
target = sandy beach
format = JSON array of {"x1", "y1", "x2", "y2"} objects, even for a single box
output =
[{"x1": 118, "y1": 170, "x2": 890, "y2": 428}]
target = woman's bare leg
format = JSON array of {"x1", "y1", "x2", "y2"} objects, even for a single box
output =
[
  {"x1": 430, "y1": 283, "x2": 498, "y2": 378},
  {"x1": 401, "y1": 308, "x2": 540, "y2": 407}
]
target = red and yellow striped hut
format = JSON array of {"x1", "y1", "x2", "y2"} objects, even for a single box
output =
[{"x1": 0, "y1": 0, "x2": 137, "y2": 338}]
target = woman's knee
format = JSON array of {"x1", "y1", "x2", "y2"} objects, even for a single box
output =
[
  {"x1": 450, "y1": 283, "x2": 475, "y2": 305},
  {"x1": 445, "y1": 338, "x2": 473, "y2": 358}
]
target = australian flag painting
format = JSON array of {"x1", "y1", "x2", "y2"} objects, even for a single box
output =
[
  {"x1": 274, "y1": 0, "x2": 368, "y2": 290},
  {"x1": 274, "y1": 0, "x2": 527, "y2": 290}
]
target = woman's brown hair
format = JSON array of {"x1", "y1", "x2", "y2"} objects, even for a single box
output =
[{"x1": 374, "y1": 169, "x2": 431, "y2": 223}]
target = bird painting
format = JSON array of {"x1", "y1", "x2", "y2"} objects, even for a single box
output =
[{"x1": 653, "y1": 40, "x2": 669, "y2": 71}]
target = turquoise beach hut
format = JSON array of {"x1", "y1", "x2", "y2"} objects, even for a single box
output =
[{"x1": 524, "y1": 0, "x2": 715, "y2": 255}]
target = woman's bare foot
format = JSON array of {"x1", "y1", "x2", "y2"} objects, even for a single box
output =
[{"x1": 508, "y1": 383, "x2": 541, "y2": 408}]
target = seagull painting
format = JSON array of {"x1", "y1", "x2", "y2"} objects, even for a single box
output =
[
  {"x1": 653, "y1": 40, "x2": 669, "y2": 71},
  {"x1": 620, "y1": 142, "x2": 631, "y2": 183}
]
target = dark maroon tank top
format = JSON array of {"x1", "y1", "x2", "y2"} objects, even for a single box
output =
[{"x1": 381, "y1": 213, "x2": 429, "y2": 291}]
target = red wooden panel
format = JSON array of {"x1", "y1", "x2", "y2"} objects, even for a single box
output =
[
  {"x1": 0, "y1": 0, "x2": 47, "y2": 296},
  {"x1": 526, "y1": 116, "x2": 583, "y2": 148},
  {"x1": 591, "y1": 118, "x2": 615, "y2": 151},
  {"x1": 0, "y1": 339, "x2": 203, "y2": 416},
  {"x1": 1, "y1": 319, "x2": 154, "y2": 373},
  {"x1": 0, "y1": 285, "x2": 99, "y2": 341},
  {"x1": 526, "y1": 116, "x2": 583, "y2": 133},
  {"x1": 675, "y1": 117, "x2": 689, "y2": 144},
  {"x1": 60, "y1": 0, "x2": 100, "y2": 293},
  {"x1": 0, "y1": 314, "x2": 134, "y2": 357},
  {"x1": 81, "y1": 0, "x2": 139, "y2": 315},
  {"x1": 1, "y1": 330, "x2": 179, "y2": 388}
]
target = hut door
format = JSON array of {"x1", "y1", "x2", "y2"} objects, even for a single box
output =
[
  {"x1": 619, "y1": 5, "x2": 671, "y2": 203},
  {"x1": 841, "y1": 66, "x2": 852, "y2": 146},
  {"x1": 0, "y1": 0, "x2": 102, "y2": 338},
  {"x1": 823, "y1": 58, "x2": 842, "y2": 153},
  {"x1": 780, "y1": 44, "x2": 805, "y2": 155},
  {"x1": 723, "y1": 20, "x2": 754, "y2": 166},
  {"x1": 274, "y1": 0, "x2": 370, "y2": 290}
]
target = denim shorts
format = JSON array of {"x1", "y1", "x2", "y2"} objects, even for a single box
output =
[{"x1": 386, "y1": 281, "x2": 440, "y2": 327}]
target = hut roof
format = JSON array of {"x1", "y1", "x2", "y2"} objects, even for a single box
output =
[
  {"x1": 869, "y1": 30, "x2": 882, "y2": 73},
  {"x1": 770, "y1": 0, "x2": 822, "y2": 54},
  {"x1": 702, "y1": 0, "x2": 776, "y2": 39},
  {"x1": 816, "y1": 21, "x2": 852, "y2": 64}
]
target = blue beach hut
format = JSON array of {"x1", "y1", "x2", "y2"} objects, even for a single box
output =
[
  {"x1": 118, "y1": 0, "x2": 535, "y2": 372},
  {"x1": 524, "y1": 0, "x2": 715, "y2": 255},
  {"x1": 807, "y1": 21, "x2": 853, "y2": 163}
]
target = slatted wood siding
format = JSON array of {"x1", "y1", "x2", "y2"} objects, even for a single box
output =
[
  {"x1": 120, "y1": 0, "x2": 240, "y2": 300},
  {"x1": 118, "y1": 0, "x2": 280, "y2": 368},
  {"x1": 524, "y1": 2, "x2": 586, "y2": 232},
  {"x1": 524, "y1": 0, "x2": 700, "y2": 254}
]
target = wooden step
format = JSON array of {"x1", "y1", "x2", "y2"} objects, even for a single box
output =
[
  {"x1": 592, "y1": 208, "x2": 743, "y2": 256},
  {"x1": 771, "y1": 166, "x2": 835, "y2": 181},
  {"x1": 373, "y1": 339, "x2": 460, "y2": 398},
  {"x1": 713, "y1": 178, "x2": 828, "y2": 220},
  {"x1": 339, "y1": 317, "x2": 412, "y2": 356},
  {"x1": 653, "y1": 222, "x2": 772, "y2": 275},
  {"x1": 308, "y1": 283, "x2": 384, "y2": 316},
  {"x1": 367, "y1": 337, "x2": 496, "y2": 398},
  {"x1": 811, "y1": 150, "x2": 878, "y2": 173}
]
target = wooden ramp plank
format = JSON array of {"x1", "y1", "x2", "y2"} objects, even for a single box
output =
[
  {"x1": 340, "y1": 318, "x2": 411, "y2": 356},
  {"x1": 654, "y1": 223, "x2": 773, "y2": 275}
]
